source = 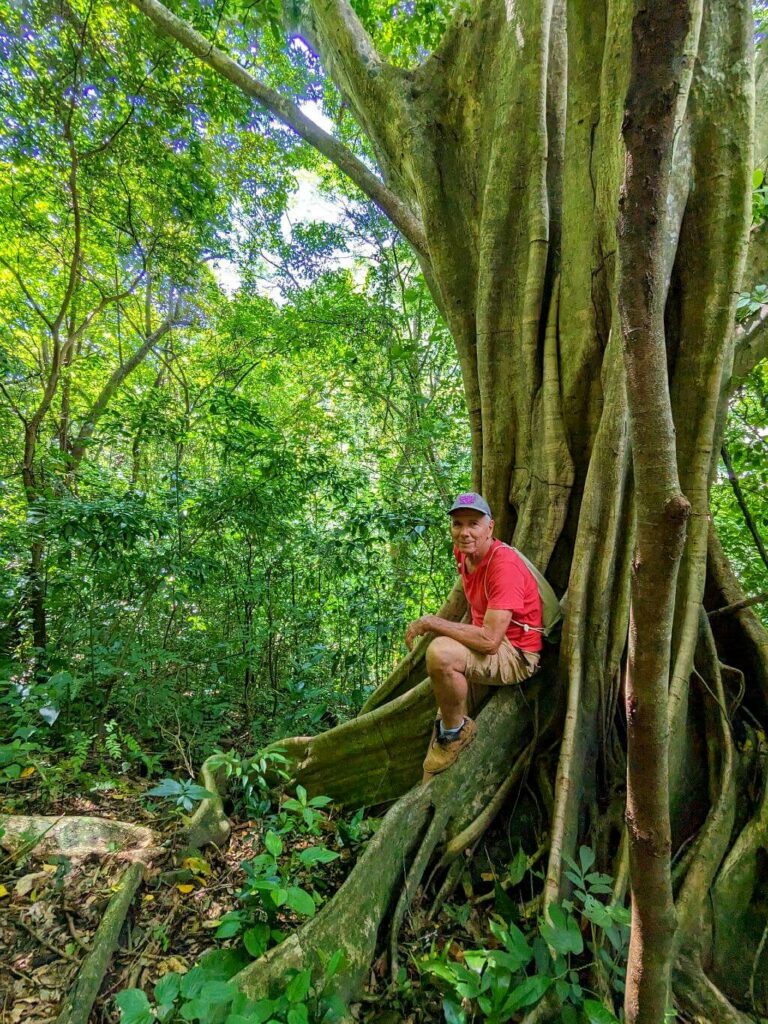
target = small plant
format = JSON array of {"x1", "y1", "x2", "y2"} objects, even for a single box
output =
[
  {"x1": 115, "y1": 946, "x2": 348, "y2": 1023},
  {"x1": 214, "y1": 827, "x2": 340, "y2": 958},
  {"x1": 277, "y1": 784, "x2": 333, "y2": 836},
  {"x1": 422, "y1": 846, "x2": 628, "y2": 1024},
  {"x1": 207, "y1": 747, "x2": 290, "y2": 817},
  {"x1": 736, "y1": 282, "x2": 768, "y2": 321},
  {"x1": 335, "y1": 806, "x2": 380, "y2": 849},
  {"x1": 146, "y1": 776, "x2": 213, "y2": 812},
  {"x1": 561, "y1": 846, "x2": 630, "y2": 1001},
  {"x1": 0, "y1": 728, "x2": 41, "y2": 783}
]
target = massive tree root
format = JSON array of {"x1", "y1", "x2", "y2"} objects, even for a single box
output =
[{"x1": 231, "y1": 672, "x2": 559, "y2": 1000}]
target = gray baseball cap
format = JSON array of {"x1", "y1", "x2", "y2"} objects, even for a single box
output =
[{"x1": 448, "y1": 492, "x2": 492, "y2": 517}]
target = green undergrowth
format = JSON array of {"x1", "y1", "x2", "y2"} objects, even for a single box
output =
[
  {"x1": 419, "y1": 848, "x2": 628, "y2": 1023},
  {"x1": 116, "y1": 755, "x2": 379, "y2": 1024},
  {"x1": 116, "y1": 948, "x2": 348, "y2": 1024},
  {"x1": 388, "y1": 846, "x2": 637, "y2": 1024}
]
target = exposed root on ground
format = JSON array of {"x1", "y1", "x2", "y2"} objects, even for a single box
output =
[
  {"x1": 54, "y1": 862, "x2": 145, "y2": 1024},
  {"x1": 673, "y1": 955, "x2": 754, "y2": 1024},
  {"x1": 184, "y1": 757, "x2": 231, "y2": 849},
  {"x1": 0, "y1": 815, "x2": 158, "y2": 862},
  {"x1": 229, "y1": 678, "x2": 555, "y2": 1001}
]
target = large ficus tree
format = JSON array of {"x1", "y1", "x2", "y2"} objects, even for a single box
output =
[{"x1": 130, "y1": 0, "x2": 767, "y2": 1019}]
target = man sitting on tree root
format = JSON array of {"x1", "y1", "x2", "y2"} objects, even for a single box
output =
[{"x1": 405, "y1": 493, "x2": 543, "y2": 782}]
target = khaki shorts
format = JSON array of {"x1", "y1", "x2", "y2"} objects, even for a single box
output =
[{"x1": 464, "y1": 638, "x2": 540, "y2": 687}]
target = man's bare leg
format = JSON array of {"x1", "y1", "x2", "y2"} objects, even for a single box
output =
[{"x1": 425, "y1": 636, "x2": 470, "y2": 729}]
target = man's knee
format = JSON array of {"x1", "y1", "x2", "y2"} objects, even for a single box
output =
[{"x1": 426, "y1": 636, "x2": 467, "y2": 677}]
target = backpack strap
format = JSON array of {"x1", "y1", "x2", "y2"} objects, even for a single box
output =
[{"x1": 482, "y1": 542, "x2": 545, "y2": 635}]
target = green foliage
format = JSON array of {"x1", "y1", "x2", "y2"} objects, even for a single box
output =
[
  {"x1": 712, "y1": 366, "x2": 768, "y2": 618},
  {"x1": 116, "y1": 945, "x2": 348, "y2": 1023},
  {"x1": 210, "y1": 787, "x2": 354, "y2": 959},
  {"x1": 0, "y1": 728, "x2": 40, "y2": 782},
  {"x1": 278, "y1": 785, "x2": 334, "y2": 836},
  {"x1": 207, "y1": 748, "x2": 290, "y2": 817},
  {"x1": 422, "y1": 847, "x2": 627, "y2": 1024},
  {"x1": 752, "y1": 168, "x2": 768, "y2": 224},
  {"x1": 736, "y1": 283, "x2": 768, "y2": 321},
  {"x1": 146, "y1": 777, "x2": 214, "y2": 813}
]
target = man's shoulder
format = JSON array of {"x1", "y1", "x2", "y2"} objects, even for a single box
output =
[
  {"x1": 491, "y1": 542, "x2": 520, "y2": 567},
  {"x1": 489, "y1": 544, "x2": 532, "y2": 580}
]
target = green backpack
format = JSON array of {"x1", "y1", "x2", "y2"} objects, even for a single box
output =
[{"x1": 485, "y1": 543, "x2": 564, "y2": 641}]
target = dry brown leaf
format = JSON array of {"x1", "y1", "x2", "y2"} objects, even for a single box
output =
[
  {"x1": 157, "y1": 955, "x2": 189, "y2": 975},
  {"x1": 14, "y1": 872, "x2": 51, "y2": 897}
]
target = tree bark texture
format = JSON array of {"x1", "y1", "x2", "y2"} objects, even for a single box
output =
[
  {"x1": 616, "y1": 3, "x2": 695, "y2": 1018},
  {"x1": 131, "y1": 0, "x2": 763, "y2": 1017}
]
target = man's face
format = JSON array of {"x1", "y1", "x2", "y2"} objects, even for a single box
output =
[{"x1": 450, "y1": 510, "x2": 494, "y2": 556}]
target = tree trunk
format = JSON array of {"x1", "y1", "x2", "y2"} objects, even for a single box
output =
[{"x1": 132, "y1": 0, "x2": 765, "y2": 1016}]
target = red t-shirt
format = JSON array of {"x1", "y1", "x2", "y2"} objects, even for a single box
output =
[{"x1": 454, "y1": 540, "x2": 543, "y2": 652}]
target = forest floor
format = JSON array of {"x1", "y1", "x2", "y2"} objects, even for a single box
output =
[{"x1": 1, "y1": 770, "x2": 501, "y2": 1024}]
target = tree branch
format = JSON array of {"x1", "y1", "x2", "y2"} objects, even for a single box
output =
[
  {"x1": 305, "y1": 0, "x2": 383, "y2": 79},
  {"x1": 707, "y1": 592, "x2": 768, "y2": 620},
  {"x1": 52, "y1": 116, "x2": 83, "y2": 336},
  {"x1": 721, "y1": 444, "x2": 768, "y2": 574},
  {"x1": 0, "y1": 381, "x2": 29, "y2": 427},
  {"x1": 69, "y1": 315, "x2": 182, "y2": 466},
  {"x1": 127, "y1": 0, "x2": 428, "y2": 258},
  {"x1": 0, "y1": 256, "x2": 55, "y2": 332}
]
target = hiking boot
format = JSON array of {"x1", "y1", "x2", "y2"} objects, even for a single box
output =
[{"x1": 422, "y1": 717, "x2": 477, "y2": 782}]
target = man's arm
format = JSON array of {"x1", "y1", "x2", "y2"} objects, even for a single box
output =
[{"x1": 404, "y1": 608, "x2": 513, "y2": 654}]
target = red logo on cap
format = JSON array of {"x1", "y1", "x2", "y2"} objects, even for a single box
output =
[{"x1": 458, "y1": 494, "x2": 475, "y2": 505}]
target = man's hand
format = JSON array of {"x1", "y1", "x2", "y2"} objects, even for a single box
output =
[{"x1": 405, "y1": 616, "x2": 435, "y2": 650}]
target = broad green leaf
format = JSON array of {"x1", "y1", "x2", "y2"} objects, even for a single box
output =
[
  {"x1": 115, "y1": 989, "x2": 154, "y2": 1024},
  {"x1": 507, "y1": 847, "x2": 528, "y2": 885},
  {"x1": 324, "y1": 948, "x2": 344, "y2": 980},
  {"x1": 244, "y1": 923, "x2": 270, "y2": 958},
  {"x1": 200, "y1": 980, "x2": 235, "y2": 1004},
  {"x1": 583, "y1": 999, "x2": 621, "y2": 1023},
  {"x1": 154, "y1": 972, "x2": 181, "y2": 1005},
  {"x1": 503, "y1": 974, "x2": 552, "y2": 1013},
  {"x1": 286, "y1": 967, "x2": 312, "y2": 1002},
  {"x1": 285, "y1": 885, "x2": 316, "y2": 916},
  {"x1": 579, "y1": 845, "x2": 596, "y2": 872},
  {"x1": 307, "y1": 795, "x2": 333, "y2": 808},
  {"x1": 298, "y1": 845, "x2": 339, "y2": 865},
  {"x1": 264, "y1": 830, "x2": 283, "y2": 857},
  {"x1": 215, "y1": 913, "x2": 245, "y2": 939},
  {"x1": 442, "y1": 998, "x2": 466, "y2": 1024}
]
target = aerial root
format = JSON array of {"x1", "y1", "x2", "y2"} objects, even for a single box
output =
[
  {"x1": 428, "y1": 857, "x2": 465, "y2": 921},
  {"x1": 389, "y1": 805, "x2": 451, "y2": 980},
  {"x1": 438, "y1": 736, "x2": 536, "y2": 869},
  {"x1": 184, "y1": 756, "x2": 231, "y2": 848},
  {"x1": 672, "y1": 615, "x2": 737, "y2": 958}
]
